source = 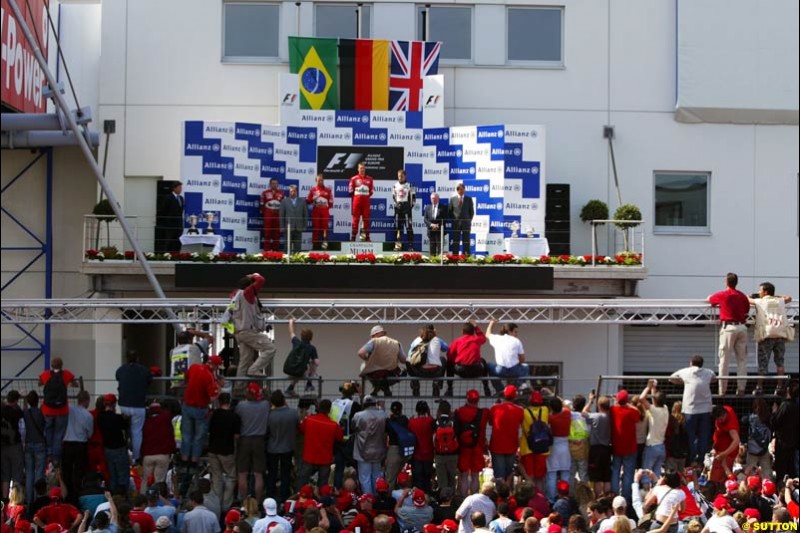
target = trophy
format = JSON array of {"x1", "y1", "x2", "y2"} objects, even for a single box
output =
[
  {"x1": 186, "y1": 213, "x2": 199, "y2": 234},
  {"x1": 510, "y1": 220, "x2": 520, "y2": 238},
  {"x1": 203, "y1": 211, "x2": 217, "y2": 234},
  {"x1": 525, "y1": 225, "x2": 535, "y2": 238}
]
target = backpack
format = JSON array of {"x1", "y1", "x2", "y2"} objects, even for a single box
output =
[
  {"x1": 526, "y1": 407, "x2": 553, "y2": 454},
  {"x1": 408, "y1": 341, "x2": 428, "y2": 367},
  {"x1": 43, "y1": 371, "x2": 67, "y2": 409},
  {"x1": 434, "y1": 418, "x2": 459, "y2": 454},
  {"x1": 458, "y1": 408, "x2": 483, "y2": 448},
  {"x1": 283, "y1": 342, "x2": 312, "y2": 377},
  {"x1": 389, "y1": 420, "x2": 417, "y2": 457},
  {"x1": 747, "y1": 414, "x2": 771, "y2": 456}
]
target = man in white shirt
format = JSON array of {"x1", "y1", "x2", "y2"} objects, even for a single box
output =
[
  {"x1": 596, "y1": 497, "x2": 636, "y2": 532},
  {"x1": 485, "y1": 320, "x2": 528, "y2": 396},
  {"x1": 670, "y1": 355, "x2": 716, "y2": 465},
  {"x1": 253, "y1": 498, "x2": 292, "y2": 533},
  {"x1": 455, "y1": 482, "x2": 497, "y2": 533},
  {"x1": 639, "y1": 380, "x2": 669, "y2": 476}
]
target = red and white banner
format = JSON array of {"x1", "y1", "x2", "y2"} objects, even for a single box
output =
[{"x1": 1, "y1": 0, "x2": 49, "y2": 113}]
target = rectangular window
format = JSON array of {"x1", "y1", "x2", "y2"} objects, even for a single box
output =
[
  {"x1": 654, "y1": 172, "x2": 711, "y2": 234},
  {"x1": 315, "y1": 4, "x2": 371, "y2": 39},
  {"x1": 222, "y1": 2, "x2": 280, "y2": 62},
  {"x1": 416, "y1": 6, "x2": 472, "y2": 62},
  {"x1": 507, "y1": 7, "x2": 564, "y2": 65}
]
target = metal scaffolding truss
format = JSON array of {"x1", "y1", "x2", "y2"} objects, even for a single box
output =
[{"x1": 2, "y1": 298, "x2": 798, "y2": 325}]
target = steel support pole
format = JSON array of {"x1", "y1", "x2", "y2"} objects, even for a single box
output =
[{"x1": 7, "y1": 0, "x2": 176, "y2": 320}]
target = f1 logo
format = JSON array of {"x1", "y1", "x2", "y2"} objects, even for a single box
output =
[
  {"x1": 425, "y1": 95, "x2": 440, "y2": 107},
  {"x1": 282, "y1": 93, "x2": 297, "y2": 104},
  {"x1": 325, "y1": 153, "x2": 363, "y2": 171}
]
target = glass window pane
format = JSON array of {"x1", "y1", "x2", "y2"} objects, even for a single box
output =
[
  {"x1": 655, "y1": 173, "x2": 709, "y2": 228},
  {"x1": 224, "y1": 3, "x2": 279, "y2": 58},
  {"x1": 316, "y1": 5, "x2": 371, "y2": 38},
  {"x1": 508, "y1": 8, "x2": 562, "y2": 62},
  {"x1": 417, "y1": 6, "x2": 472, "y2": 61}
]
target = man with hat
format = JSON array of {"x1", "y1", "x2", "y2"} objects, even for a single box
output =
[
  {"x1": 609, "y1": 390, "x2": 641, "y2": 503},
  {"x1": 351, "y1": 395, "x2": 388, "y2": 496},
  {"x1": 141, "y1": 400, "x2": 176, "y2": 494},
  {"x1": 181, "y1": 354, "x2": 222, "y2": 465},
  {"x1": 596, "y1": 497, "x2": 635, "y2": 532},
  {"x1": 229, "y1": 272, "x2": 277, "y2": 381},
  {"x1": 455, "y1": 390, "x2": 489, "y2": 497},
  {"x1": 346, "y1": 494, "x2": 378, "y2": 533},
  {"x1": 440, "y1": 519, "x2": 459, "y2": 533},
  {"x1": 489, "y1": 386, "x2": 524, "y2": 485},
  {"x1": 253, "y1": 498, "x2": 292, "y2": 533},
  {"x1": 374, "y1": 478, "x2": 397, "y2": 517},
  {"x1": 155, "y1": 515, "x2": 173, "y2": 532},
  {"x1": 358, "y1": 325, "x2": 406, "y2": 397},
  {"x1": 33, "y1": 487, "x2": 81, "y2": 532},
  {"x1": 704, "y1": 495, "x2": 739, "y2": 533},
  {"x1": 395, "y1": 489, "x2": 434, "y2": 532},
  {"x1": 225, "y1": 509, "x2": 242, "y2": 531},
  {"x1": 97, "y1": 393, "x2": 130, "y2": 493},
  {"x1": 236, "y1": 382, "x2": 269, "y2": 502},
  {"x1": 145, "y1": 488, "x2": 177, "y2": 531}
]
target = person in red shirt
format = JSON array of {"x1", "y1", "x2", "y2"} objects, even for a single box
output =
[
  {"x1": 306, "y1": 173, "x2": 334, "y2": 249},
  {"x1": 346, "y1": 494, "x2": 377, "y2": 533},
  {"x1": 408, "y1": 401, "x2": 435, "y2": 493},
  {"x1": 140, "y1": 402, "x2": 176, "y2": 494},
  {"x1": 545, "y1": 397, "x2": 572, "y2": 501},
  {"x1": 261, "y1": 178, "x2": 286, "y2": 252},
  {"x1": 129, "y1": 494, "x2": 156, "y2": 533},
  {"x1": 710, "y1": 405, "x2": 740, "y2": 482},
  {"x1": 489, "y1": 385, "x2": 525, "y2": 485},
  {"x1": 33, "y1": 488, "x2": 81, "y2": 532},
  {"x1": 87, "y1": 396, "x2": 109, "y2": 486},
  {"x1": 298, "y1": 399, "x2": 344, "y2": 486},
  {"x1": 181, "y1": 355, "x2": 222, "y2": 463},
  {"x1": 446, "y1": 321, "x2": 491, "y2": 397},
  {"x1": 707, "y1": 272, "x2": 751, "y2": 394},
  {"x1": 38, "y1": 357, "x2": 78, "y2": 465},
  {"x1": 349, "y1": 162, "x2": 374, "y2": 241},
  {"x1": 609, "y1": 390, "x2": 641, "y2": 503},
  {"x1": 455, "y1": 389, "x2": 489, "y2": 497}
]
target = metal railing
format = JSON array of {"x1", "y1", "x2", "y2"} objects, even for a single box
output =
[{"x1": 590, "y1": 219, "x2": 645, "y2": 266}]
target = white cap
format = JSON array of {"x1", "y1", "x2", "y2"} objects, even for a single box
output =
[
  {"x1": 370, "y1": 325, "x2": 385, "y2": 336},
  {"x1": 264, "y1": 497, "x2": 278, "y2": 516},
  {"x1": 612, "y1": 496, "x2": 627, "y2": 509}
]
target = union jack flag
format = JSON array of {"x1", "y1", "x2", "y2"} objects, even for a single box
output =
[{"x1": 389, "y1": 40, "x2": 441, "y2": 112}]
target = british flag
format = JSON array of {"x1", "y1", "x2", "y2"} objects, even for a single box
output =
[{"x1": 389, "y1": 40, "x2": 441, "y2": 112}]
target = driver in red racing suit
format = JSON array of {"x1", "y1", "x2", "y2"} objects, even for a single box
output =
[
  {"x1": 306, "y1": 173, "x2": 334, "y2": 249},
  {"x1": 348, "y1": 162, "x2": 374, "y2": 241}
]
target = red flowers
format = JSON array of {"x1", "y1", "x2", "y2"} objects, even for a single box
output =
[
  {"x1": 491, "y1": 254, "x2": 516, "y2": 263},
  {"x1": 444, "y1": 254, "x2": 467, "y2": 264},
  {"x1": 307, "y1": 252, "x2": 331, "y2": 263},
  {"x1": 217, "y1": 252, "x2": 238, "y2": 261},
  {"x1": 262, "y1": 251, "x2": 284, "y2": 262},
  {"x1": 355, "y1": 253, "x2": 377, "y2": 263}
]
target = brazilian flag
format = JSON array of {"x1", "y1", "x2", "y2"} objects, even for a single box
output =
[{"x1": 289, "y1": 37, "x2": 339, "y2": 110}]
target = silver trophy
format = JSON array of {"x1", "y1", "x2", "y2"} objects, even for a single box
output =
[
  {"x1": 203, "y1": 211, "x2": 217, "y2": 234},
  {"x1": 186, "y1": 213, "x2": 200, "y2": 234},
  {"x1": 525, "y1": 225, "x2": 535, "y2": 238},
  {"x1": 510, "y1": 220, "x2": 520, "y2": 238}
]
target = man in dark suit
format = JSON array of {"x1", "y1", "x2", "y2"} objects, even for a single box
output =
[
  {"x1": 156, "y1": 180, "x2": 184, "y2": 252},
  {"x1": 447, "y1": 183, "x2": 474, "y2": 255},
  {"x1": 279, "y1": 184, "x2": 308, "y2": 254},
  {"x1": 424, "y1": 192, "x2": 447, "y2": 256}
]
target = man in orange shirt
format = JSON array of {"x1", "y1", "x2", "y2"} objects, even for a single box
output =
[
  {"x1": 298, "y1": 399, "x2": 344, "y2": 486},
  {"x1": 489, "y1": 386, "x2": 524, "y2": 486},
  {"x1": 609, "y1": 390, "x2": 642, "y2": 503},
  {"x1": 707, "y1": 272, "x2": 751, "y2": 394}
]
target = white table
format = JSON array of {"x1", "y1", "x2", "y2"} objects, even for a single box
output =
[
  {"x1": 504, "y1": 237, "x2": 550, "y2": 257},
  {"x1": 180, "y1": 233, "x2": 225, "y2": 254}
]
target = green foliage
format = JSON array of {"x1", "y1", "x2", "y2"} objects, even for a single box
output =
[
  {"x1": 92, "y1": 199, "x2": 117, "y2": 220},
  {"x1": 613, "y1": 204, "x2": 642, "y2": 228},
  {"x1": 580, "y1": 200, "x2": 609, "y2": 223}
]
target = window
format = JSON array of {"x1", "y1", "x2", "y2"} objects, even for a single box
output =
[
  {"x1": 416, "y1": 6, "x2": 472, "y2": 61},
  {"x1": 316, "y1": 4, "x2": 371, "y2": 38},
  {"x1": 507, "y1": 7, "x2": 564, "y2": 65},
  {"x1": 654, "y1": 172, "x2": 710, "y2": 233},
  {"x1": 223, "y1": 2, "x2": 280, "y2": 61}
]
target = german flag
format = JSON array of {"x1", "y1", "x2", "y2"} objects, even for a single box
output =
[{"x1": 339, "y1": 39, "x2": 390, "y2": 111}]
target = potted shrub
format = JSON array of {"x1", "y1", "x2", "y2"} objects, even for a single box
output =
[
  {"x1": 580, "y1": 200, "x2": 609, "y2": 254},
  {"x1": 92, "y1": 199, "x2": 118, "y2": 256},
  {"x1": 613, "y1": 203, "x2": 642, "y2": 251}
]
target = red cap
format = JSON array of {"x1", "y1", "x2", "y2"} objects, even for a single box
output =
[
  {"x1": 548, "y1": 525, "x2": 562, "y2": 533},
  {"x1": 149, "y1": 365, "x2": 163, "y2": 376},
  {"x1": 762, "y1": 479, "x2": 776, "y2": 497},
  {"x1": 424, "y1": 524, "x2": 441, "y2": 533},
  {"x1": 747, "y1": 476, "x2": 761, "y2": 491},
  {"x1": 247, "y1": 382, "x2": 262, "y2": 399},
  {"x1": 712, "y1": 495, "x2": 733, "y2": 513},
  {"x1": 14, "y1": 520, "x2": 32, "y2": 532},
  {"x1": 376, "y1": 478, "x2": 389, "y2": 492},
  {"x1": 103, "y1": 393, "x2": 117, "y2": 404},
  {"x1": 209, "y1": 355, "x2": 224, "y2": 366},
  {"x1": 440, "y1": 520, "x2": 459, "y2": 533},
  {"x1": 466, "y1": 389, "x2": 480, "y2": 403},
  {"x1": 556, "y1": 480, "x2": 570, "y2": 495},
  {"x1": 225, "y1": 509, "x2": 242, "y2": 525},
  {"x1": 725, "y1": 480, "x2": 739, "y2": 493},
  {"x1": 616, "y1": 390, "x2": 629, "y2": 404},
  {"x1": 358, "y1": 493, "x2": 376, "y2": 505},
  {"x1": 397, "y1": 472, "x2": 410, "y2": 485},
  {"x1": 48, "y1": 486, "x2": 62, "y2": 499},
  {"x1": 299, "y1": 484, "x2": 314, "y2": 498},
  {"x1": 412, "y1": 488, "x2": 427, "y2": 507},
  {"x1": 319, "y1": 484, "x2": 333, "y2": 497},
  {"x1": 503, "y1": 385, "x2": 517, "y2": 400},
  {"x1": 530, "y1": 390, "x2": 543, "y2": 406},
  {"x1": 743, "y1": 508, "x2": 761, "y2": 521}
]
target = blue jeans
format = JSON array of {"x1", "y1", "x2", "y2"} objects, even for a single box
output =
[
  {"x1": 180, "y1": 405, "x2": 209, "y2": 460},
  {"x1": 105, "y1": 447, "x2": 130, "y2": 492},
  {"x1": 643, "y1": 444, "x2": 666, "y2": 475},
  {"x1": 44, "y1": 414, "x2": 68, "y2": 463},
  {"x1": 611, "y1": 453, "x2": 636, "y2": 502},
  {"x1": 357, "y1": 460, "x2": 383, "y2": 496},
  {"x1": 120, "y1": 406, "x2": 146, "y2": 462},
  {"x1": 25, "y1": 441, "x2": 47, "y2": 503},
  {"x1": 487, "y1": 362, "x2": 530, "y2": 392},
  {"x1": 491, "y1": 453, "x2": 516, "y2": 480},
  {"x1": 546, "y1": 470, "x2": 570, "y2": 502},
  {"x1": 685, "y1": 412, "x2": 712, "y2": 464}
]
